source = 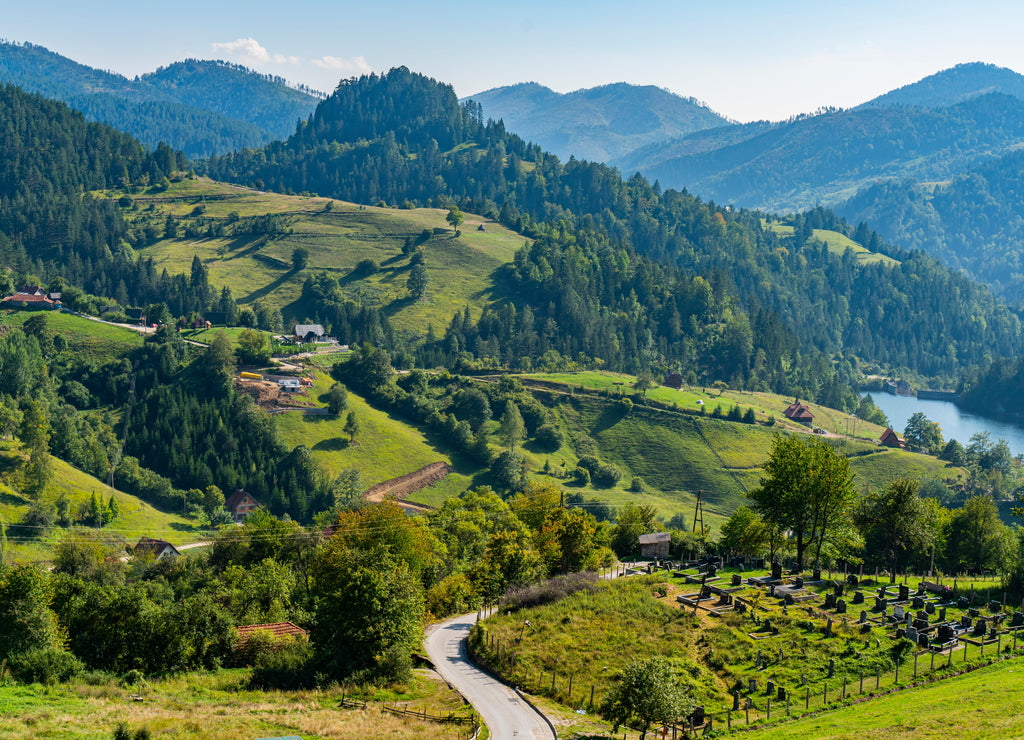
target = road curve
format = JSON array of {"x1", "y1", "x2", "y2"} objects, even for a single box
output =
[{"x1": 424, "y1": 612, "x2": 554, "y2": 740}]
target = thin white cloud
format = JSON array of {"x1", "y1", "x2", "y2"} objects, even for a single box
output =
[
  {"x1": 273, "y1": 53, "x2": 302, "y2": 65},
  {"x1": 211, "y1": 37, "x2": 272, "y2": 67},
  {"x1": 311, "y1": 55, "x2": 372, "y2": 76}
]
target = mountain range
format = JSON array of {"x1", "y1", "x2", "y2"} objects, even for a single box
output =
[{"x1": 0, "y1": 41, "x2": 322, "y2": 158}]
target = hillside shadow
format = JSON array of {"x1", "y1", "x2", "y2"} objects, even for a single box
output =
[
  {"x1": 383, "y1": 294, "x2": 418, "y2": 317},
  {"x1": 592, "y1": 404, "x2": 628, "y2": 434},
  {"x1": 169, "y1": 521, "x2": 202, "y2": 533},
  {"x1": 0, "y1": 488, "x2": 25, "y2": 507},
  {"x1": 240, "y1": 270, "x2": 296, "y2": 303}
]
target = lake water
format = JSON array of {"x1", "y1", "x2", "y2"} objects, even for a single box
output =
[{"x1": 864, "y1": 392, "x2": 1024, "y2": 458}]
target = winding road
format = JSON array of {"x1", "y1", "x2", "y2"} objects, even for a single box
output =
[{"x1": 424, "y1": 612, "x2": 554, "y2": 740}]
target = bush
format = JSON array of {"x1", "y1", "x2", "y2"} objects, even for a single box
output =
[
  {"x1": 501, "y1": 572, "x2": 600, "y2": 611},
  {"x1": 249, "y1": 639, "x2": 315, "y2": 690},
  {"x1": 534, "y1": 423, "x2": 562, "y2": 451},
  {"x1": 593, "y1": 463, "x2": 623, "y2": 488},
  {"x1": 571, "y1": 466, "x2": 591, "y2": 486},
  {"x1": 9, "y1": 646, "x2": 83, "y2": 684},
  {"x1": 352, "y1": 258, "x2": 380, "y2": 277}
]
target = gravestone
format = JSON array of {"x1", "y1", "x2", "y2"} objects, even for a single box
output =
[
  {"x1": 919, "y1": 632, "x2": 930, "y2": 648},
  {"x1": 859, "y1": 610, "x2": 868, "y2": 624},
  {"x1": 777, "y1": 686, "x2": 787, "y2": 701},
  {"x1": 938, "y1": 624, "x2": 956, "y2": 642},
  {"x1": 899, "y1": 584, "x2": 911, "y2": 601},
  {"x1": 794, "y1": 576, "x2": 804, "y2": 589},
  {"x1": 912, "y1": 596, "x2": 925, "y2": 610},
  {"x1": 732, "y1": 573, "x2": 742, "y2": 587},
  {"x1": 769, "y1": 584, "x2": 777, "y2": 597},
  {"x1": 1012, "y1": 612, "x2": 1024, "y2": 627},
  {"x1": 894, "y1": 605, "x2": 906, "y2": 620},
  {"x1": 785, "y1": 593, "x2": 795, "y2": 605},
  {"x1": 958, "y1": 597, "x2": 970, "y2": 609},
  {"x1": 939, "y1": 607, "x2": 947, "y2": 622},
  {"x1": 834, "y1": 582, "x2": 845, "y2": 597},
  {"x1": 766, "y1": 680, "x2": 775, "y2": 696},
  {"x1": 772, "y1": 562, "x2": 783, "y2": 580},
  {"x1": 707, "y1": 564, "x2": 718, "y2": 578},
  {"x1": 825, "y1": 618, "x2": 834, "y2": 637},
  {"x1": 852, "y1": 591, "x2": 864, "y2": 604},
  {"x1": 989, "y1": 600, "x2": 1002, "y2": 612},
  {"x1": 913, "y1": 618, "x2": 929, "y2": 630},
  {"x1": 732, "y1": 691, "x2": 740, "y2": 711},
  {"x1": 875, "y1": 595, "x2": 887, "y2": 610},
  {"x1": 827, "y1": 658, "x2": 835, "y2": 678},
  {"x1": 974, "y1": 619, "x2": 988, "y2": 637},
  {"x1": 691, "y1": 706, "x2": 706, "y2": 726},
  {"x1": 960, "y1": 615, "x2": 973, "y2": 629},
  {"x1": 746, "y1": 697, "x2": 754, "y2": 711},
  {"x1": 755, "y1": 651, "x2": 762, "y2": 669},
  {"x1": 763, "y1": 618, "x2": 773, "y2": 633},
  {"x1": 878, "y1": 586, "x2": 889, "y2": 598},
  {"x1": 906, "y1": 625, "x2": 918, "y2": 643},
  {"x1": 749, "y1": 678, "x2": 758, "y2": 693},
  {"x1": 813, "y1": 568, "x2": 822, "y2": 581},
  {"x1": 824, "y1": 593, "x2": 837, "y2": 609},
  {"x1": 917, "y1": 583, "x2": 927, "y2": 596},
  {"x1": 847, "y1": 574, "x2": 859, "y2": 586},
  {"x1": 836, "y1": 599, "x2": 847, "y2": 615},
  {"x1": 926, "y1": 603, "x2": 936, "y2": 615},
  {"x1": 917, "y1": 610, "x2": 929, "y2": 621}
]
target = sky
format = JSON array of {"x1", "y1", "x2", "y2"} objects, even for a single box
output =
[{"x1": 7, "y1": 0, "x2": 1024, "y2": 122}]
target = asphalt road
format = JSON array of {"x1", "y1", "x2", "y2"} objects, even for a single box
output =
[{"x1": 424, "y1": 612, "x2": 554, "y2": 740}]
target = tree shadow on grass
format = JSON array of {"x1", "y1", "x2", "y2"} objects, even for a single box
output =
[
  {"x1": 313, "y1": 438, "x2": 350, "y2": 452},
  {"x1": 240, "y1": 270, "x2": 296, "y2": 304}
]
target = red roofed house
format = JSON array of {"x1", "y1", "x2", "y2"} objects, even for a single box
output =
[
  {"x1": 879, "y1": 428, "x2": 905, "y2": 448},
  {"x1": 1, "y1": 292, "x2": 58, "y2": 310},
  {"x1": 783, "y1": 400, "x2": 814, "y2": 425},
  {"x1": 133, "y1": 536, "x2": 181, "y2": 560},
  {"x1": 235, "y1": 622, "x2": 309, "y2": 661},
  {"x1": 225, "y1": 488, "x2": 260, "y2": 523}
]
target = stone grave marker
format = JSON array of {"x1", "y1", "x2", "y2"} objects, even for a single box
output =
[
  {"x1": 825, "y1": 618, "x2": 834, "y2": 637},
  {"x1": 926, "y1": 603, "x2": 936, "y2": 615},
  {"x1": 732, "y1": 573, "x2": 742, "y2": 587},
  {"x1": 974, "y1": 619, "x2": 988, "y2": 637},
  {"x1": 771, "y1": 562, "x2": 783, "y2": 580},
  {"x1": 960, "y1": 615, "x2": 973, "y2": 629},
  {"x1": 989, "y1": 600, "x2": 1002, "y2": 612},
  {"x1": 894, "y1": 605, "x2": 905, "y2": 620},
  {"x1": 859, "y1": 610, "x2": 868, "y2": 624},
  {"x1": 794, "y1": 576, "x2": 804, "y2": 589},
  {"x1": 958, "y1": 597, "x2": 970, "y2": 609},
  {"x1": 913, "y1": 618, "x2": 929, "y2": 630},
  {"x1": 912, "y1": 596, "x2": 925, "y2": 609},
  {"x1": 766, "y1": 680, "x2": 775, "y2": 696},
  {"x1": 732, "y1": 691, "x2": 740, "y2": 711},
  {"x1": 938, "y1": 623, "x2": 956, "y2": 642},
  {"x1": 906, "y1": 625, "x2": 918, "y2": 643},
  {"x1": 749, "y1": 678, "x2": 757, "y2": 693},
  {"x1": 852, "y1": 591, "x2": 864, "y2": 604},
  {"x1": 827, "y1": 658, "x2": 835, "y2": 678},
  {"x1": 919, "y1": 632, "x2": 930, "y2": 648},
  {"x1": 968, "y1": 607, "x2": 980, "y2": 618},
  {"x1": 899, "y1": 584, "x2": 911, "y2": 601},
  {"x1": 1012, "y1": 612, "x2": 1024, "y2": 627},
  {"x1": 813, "y1": 568, "x2": 822, "y2": 581},
  {"x1": 917, "y1": 583, "x2": 927, "y2": 596},
  {"x1": 847, "y1": 574, "x2": 859, "y2": 586},
  {"x1": 834, "y1": 582, "x2": 845, "y2": 597},
  {"x1": 836, "y1": 598, "x2": 847, "y2": 614},
  {"x1": 939, "y1": 607, "x2": 947, "y2": 622},
  {"x1": 777, "y1": 686, "x2": 787, "y2": 701},
  {"x1": 824, "y1": 593, "x2": 837, "y2": 609}
]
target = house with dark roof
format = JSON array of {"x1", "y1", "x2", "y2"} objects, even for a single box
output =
[
  {"x1": 879, "y1": 428, "x2": 905, "y2": 448},
  {"x1": 783, "y1": 400, "x2": 814, "y2": 425},
  {"x1": 639, "y1": 531, "x2": 671, "y2": 559},
  {"x1": 133, "y1": 537, "x2": 181, "y2": 560},
  {"x1": 225, "y1": 489, "x2": 260, "y2": 523},
  {"x1": 663, "y1": 372, "x2": 684, "y2": 390},
  {"x1": 293, "y1": 324, "x2": 326, "y2": 343}
]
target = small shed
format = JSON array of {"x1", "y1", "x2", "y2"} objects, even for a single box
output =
[
  {"x1": 879, "y1": 428, "x2": 905, "y2": 448},
  {"x1": 225, "y1": 489, "x2": 260, "y2": 523},
  {"x1": 133, "y1": 536, "x2": 181, "y2": 560},
  {"x1": 639, "y1": 532, "x2": 671, "y2": 559}
]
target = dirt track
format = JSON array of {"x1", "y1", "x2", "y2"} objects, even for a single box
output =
[{"x1": 364, "y1": 461, "x2": 453, "y2": 512}]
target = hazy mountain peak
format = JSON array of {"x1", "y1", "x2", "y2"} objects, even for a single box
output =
[{"x1": 860, "y1": 61, "x2": 1024, "y2": 109}]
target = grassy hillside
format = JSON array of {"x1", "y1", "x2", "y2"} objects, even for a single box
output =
[
  {"x1": 110, "y1": 177, "x2": 525, "y2": 336},
  {"x1": 764, "y1": 222, "x2": 899, "y2": 267},
  {"x1": 0, "y1": 446, "x2": 202, "y2": 564},
  {"x1": 272, "y1": 371, "x2": 477, "y2": 505},
  {"x1": 511, "y1": 371, "x2": 962, "y2": 532},
  {"x1": 0, "y1": 309, "x2": 144, "y2": 363}
]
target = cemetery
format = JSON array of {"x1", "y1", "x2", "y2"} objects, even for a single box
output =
[{"x1": 471, "y1": 556, "x2": 1024, "y2": 736}]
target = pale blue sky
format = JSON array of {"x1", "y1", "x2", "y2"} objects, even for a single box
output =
[{"x1": 8, "y1": 0, "x2": 1024, "y2": 121}]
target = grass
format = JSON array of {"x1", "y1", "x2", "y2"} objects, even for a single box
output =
[
  {"x1": 738, "y1": 659, "x2": 1024, "y2": 739},
  {"x1": 107, "y1": 177, "x2": 526, "y2": 337},
  {"x1": 0, "y1": 668, "x2": 476, "y2": 740}
]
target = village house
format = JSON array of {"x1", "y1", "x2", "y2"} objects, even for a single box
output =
[
  {"x1": 1, "y1": 292, "x2": 58, "y2": 310},
  {"x1": 663, "y1": 372, "x2": 684, "y2": 389},
  {"x1": 133, "y1": 536, "x2": 181, "y2": 560},
  {"x1": 879, "y1": 427, "x2": 905, "y2": 448},
  {"x1": 639, "y1": 531, "x2": 671, "y2": 559},
  {"x1": 225, "y1": 489, "x2": 260, "y2": 523},
  {"x1": 783, "y1": 400, "x2": 814, "y2": 425},
  {"x1": 293, "y1": 323, "x2": 327, "y2": 343}
]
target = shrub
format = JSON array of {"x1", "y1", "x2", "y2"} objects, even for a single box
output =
[
  {"x1": 534, "y1": 423, "x2": 562, "y2": 451},
  {"x1": 594, "y1": 463, "x2": 623, "y2": 488},
  {"x1": 571, "y1": 466, "x2": 591, "y2": 486},
  {"x1": 9, "y1": 646, "x2": 83, "y2": 684},
  {"x1": 501, "y1": 572, "x2": 600, "y2": 611},
  {"x1": 352, "y1": 258, "x2": 379, "y2": 277}
]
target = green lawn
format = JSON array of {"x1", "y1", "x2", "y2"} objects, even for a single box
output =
[{"x1": 0, "y1": 310, "x2": 143, "y2": 363}]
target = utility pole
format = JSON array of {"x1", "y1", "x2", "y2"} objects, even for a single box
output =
[{"x1": 693, "y1": 489, "x2": 706, "y2": 539}]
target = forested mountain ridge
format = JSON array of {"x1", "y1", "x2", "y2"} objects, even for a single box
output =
[
  {"x1": 0, "y1": 41, "x2": 321, "y2": 157},
  {"x1": 617, "y1": 91, "x2": 1024, "y2": 212},
  {"x1": 836, "y1": 148, "x2": 1024, "y2": 303},
  {"x1": 204, "y1": 67, "x2": 1023, "y2": 395},
  {"x1": 463, "y1": 81, "x2": 729, "y2": 163}
]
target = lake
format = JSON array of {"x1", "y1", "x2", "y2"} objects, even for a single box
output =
[{"x1": 865, "y1": 392, "x2": 1024, "y2": 458}]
